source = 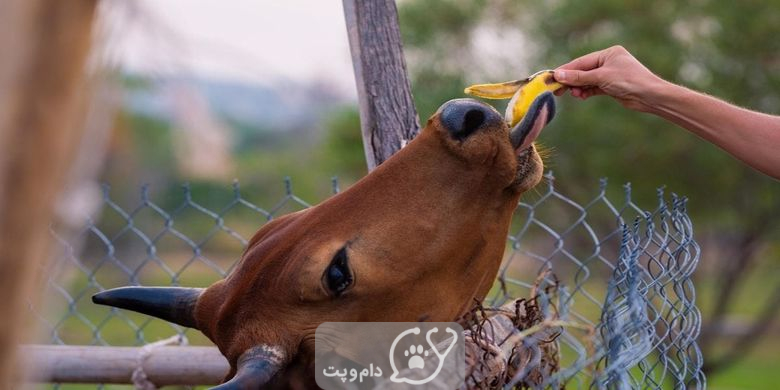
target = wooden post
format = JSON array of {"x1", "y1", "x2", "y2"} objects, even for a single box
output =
[
  {"x1": 22, "y1": 345, "x2": 229, "y2": 386},
  {"x1": 342, "y1": 0, "x2": 421, "y2": 171},
  {"x1": 0, "y1": 1, "x2": 98, "y2": 387}
]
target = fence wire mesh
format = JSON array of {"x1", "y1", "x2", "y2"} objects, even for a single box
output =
[{"x1": 32, "y1": 172, "x2": 704, "y2": 389}]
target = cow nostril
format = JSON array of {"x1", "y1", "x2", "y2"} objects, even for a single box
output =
[
  {"x1": 439, "y1": 99, "x2": 500, "y2": 140},
  {"x1": 462, "y1": 109, "x2": 485, "y2": 135}
]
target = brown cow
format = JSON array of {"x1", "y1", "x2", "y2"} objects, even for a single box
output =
[{"x1": 93, "y1": 92, "x2": 556, "y2": 389}]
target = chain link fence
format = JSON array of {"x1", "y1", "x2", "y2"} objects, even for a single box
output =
[{"x1": 31, "y1": 172, "x2": 704, "y2": 389}]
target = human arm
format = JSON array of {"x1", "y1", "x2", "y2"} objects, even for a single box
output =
[{"x1": 553, "y1": 45, "x2": 780, "y2": 180}]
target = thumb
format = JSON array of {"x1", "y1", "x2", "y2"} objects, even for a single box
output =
[{"x1": 554, "y1": 69, "x2": 602, "y2": 87}]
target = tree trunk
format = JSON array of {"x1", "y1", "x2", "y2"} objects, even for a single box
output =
[
  {"x1": 342, "y1": 0, "x2": 421, "y2": 171},
  {"x1": 703, "y1": 281, "x2": 780, "y2": 373},
  {"x1": 0, "y1": 1, "x2": 97, "y2": 387}
]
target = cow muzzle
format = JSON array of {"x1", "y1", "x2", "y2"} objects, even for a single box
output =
[
  {"x1": 439, "y1": 98, "x2": 503, "y2": 140},
  {"x1": 438, "y1": 94, "x2": 555, "y2": 156}
]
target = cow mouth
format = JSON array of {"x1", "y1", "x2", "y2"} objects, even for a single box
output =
[
  {"x1": 508, "y1": 92, "x2": 555, "y2": 155},
  {"x1": 506, "y1": 92, "x2": 555, "y2": 188},
  {"x1": 510, "y1": 141, "x2": 541, "y2": 190},
  {"x1": 510, "y1": 119, "x2": 542, "y2": 156},
  {"x1": 514, "y1": 146, "x2": 536, "y2": 175}
]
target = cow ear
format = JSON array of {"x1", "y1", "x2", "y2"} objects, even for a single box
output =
[
  {"x1": 509, "y1": 91, "x2": 556, "y2": 152},
  {"x1": 92, "y1": 287, "x2": 203, "y2": 329}
]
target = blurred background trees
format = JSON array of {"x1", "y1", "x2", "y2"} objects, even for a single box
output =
[
  {"x1": 56, "y1": 0, "x2": 778, "y2": 387},
  {"x1": 395, "y1": 0, "x2": 780, "y2": 384}
]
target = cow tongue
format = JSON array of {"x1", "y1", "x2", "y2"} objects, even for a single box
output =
[{"x1": 508, "y1": 91, "x2": 555, "y2": 153}]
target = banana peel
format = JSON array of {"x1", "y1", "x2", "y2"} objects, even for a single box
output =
[{"x1": 465, "y1": 70, "x2": 563, "y2": 127}]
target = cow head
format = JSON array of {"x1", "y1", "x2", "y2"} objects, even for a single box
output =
[{"x1": 93, "y1": 93, "x2": 556, "y2": 388}]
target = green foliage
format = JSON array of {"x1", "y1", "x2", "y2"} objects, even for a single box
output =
[
  {"x1": 120, "y1": 73, "x2": 155, "y2": 92},
  {"x1": 100, "y1": 111, "x2": 178, "y2": 201},
  {"x1": 125, "y1": 113, "x2": 176, "y2": 172},
  {"x1": 223, "y1": 117, "x2": 287, "y2": 153},
  {"x1": 397, "y1": 0, "x2": 780, "y2": 385},
  {"x1": 319, "y1": 107, "x2": 367, "y2": 180},
  {"x1": 399, "y1": 0, "x2": 486, "y2": 49},
  {"x1": 399, "y1": 0, "x2": 487, "y2": 120},
  {"x1": 398, "y1": 0, "x2": 780, "y2": 231},
  {"x1": 528, "y1": 0, "x2": 780, "y2": 229}
]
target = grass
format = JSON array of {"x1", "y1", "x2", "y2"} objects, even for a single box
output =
[{"x1": 707, "y1": 337, "x2": 780, "y2": 390}]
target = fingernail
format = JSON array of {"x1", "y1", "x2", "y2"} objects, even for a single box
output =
[{"x1": 555, "y1": 70, "x2": 566, "y2": 81}]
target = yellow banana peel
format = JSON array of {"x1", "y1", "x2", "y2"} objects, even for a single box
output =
[{"x1": 465, "y1": 70, "x2": 563, "y2": 127}]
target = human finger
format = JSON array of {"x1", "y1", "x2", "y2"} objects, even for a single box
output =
[
  {"x1": 554, "y1": 86, "x2": 569, "y2": 96},
  {"x1": 554, "y1": 68, "x2": 606, "y2": 87},
  {"x1": 556, "y1": 48, "x2": 607, "y2": 72}
]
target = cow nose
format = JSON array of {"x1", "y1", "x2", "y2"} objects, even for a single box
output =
[{"x1": 439, "y1": 99, "x2": 502, "y2": 140}]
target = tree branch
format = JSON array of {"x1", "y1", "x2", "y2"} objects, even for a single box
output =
[
  {"x1": 704, "y1": 281, "x2": 780, "y2": 373},
  {"x1": 699, "y1": 224, "x2": 767, "y2": 355}
]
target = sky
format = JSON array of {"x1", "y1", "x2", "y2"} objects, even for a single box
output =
[{"x1": 102, "y1": 0, "x2": 358, "y2": 96}]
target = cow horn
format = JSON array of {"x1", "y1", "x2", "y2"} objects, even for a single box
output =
[
  {"x1": 92, "y1": 286, "x2": 203, "y2": 329},
  {"x1": 211, "y1": 345, "x2": 286, "y2": 390}
]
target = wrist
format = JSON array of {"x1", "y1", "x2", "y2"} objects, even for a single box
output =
[{"x1": 639, "y1": 77, "x2": 679, "y2": 114}]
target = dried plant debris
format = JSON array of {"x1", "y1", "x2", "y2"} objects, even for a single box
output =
[{"x1": 460, "y1": 271, "x2": 569, "y2": 389}]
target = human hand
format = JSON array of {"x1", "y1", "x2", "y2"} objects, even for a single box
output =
[{"x1": 553, "y1": 45, "x2": 667, "y2": 113}]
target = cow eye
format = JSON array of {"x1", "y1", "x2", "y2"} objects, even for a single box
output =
[{"x1": 324, "y1": 247, "x2": 353, "y2": 296}]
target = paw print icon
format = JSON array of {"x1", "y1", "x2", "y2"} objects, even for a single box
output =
[
  {"x1": 389, "y1": 327, "x2": 458, "y2": 385},
  {"x1": 404, "y1": 344, "x2": 429, "y2": 369}
]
